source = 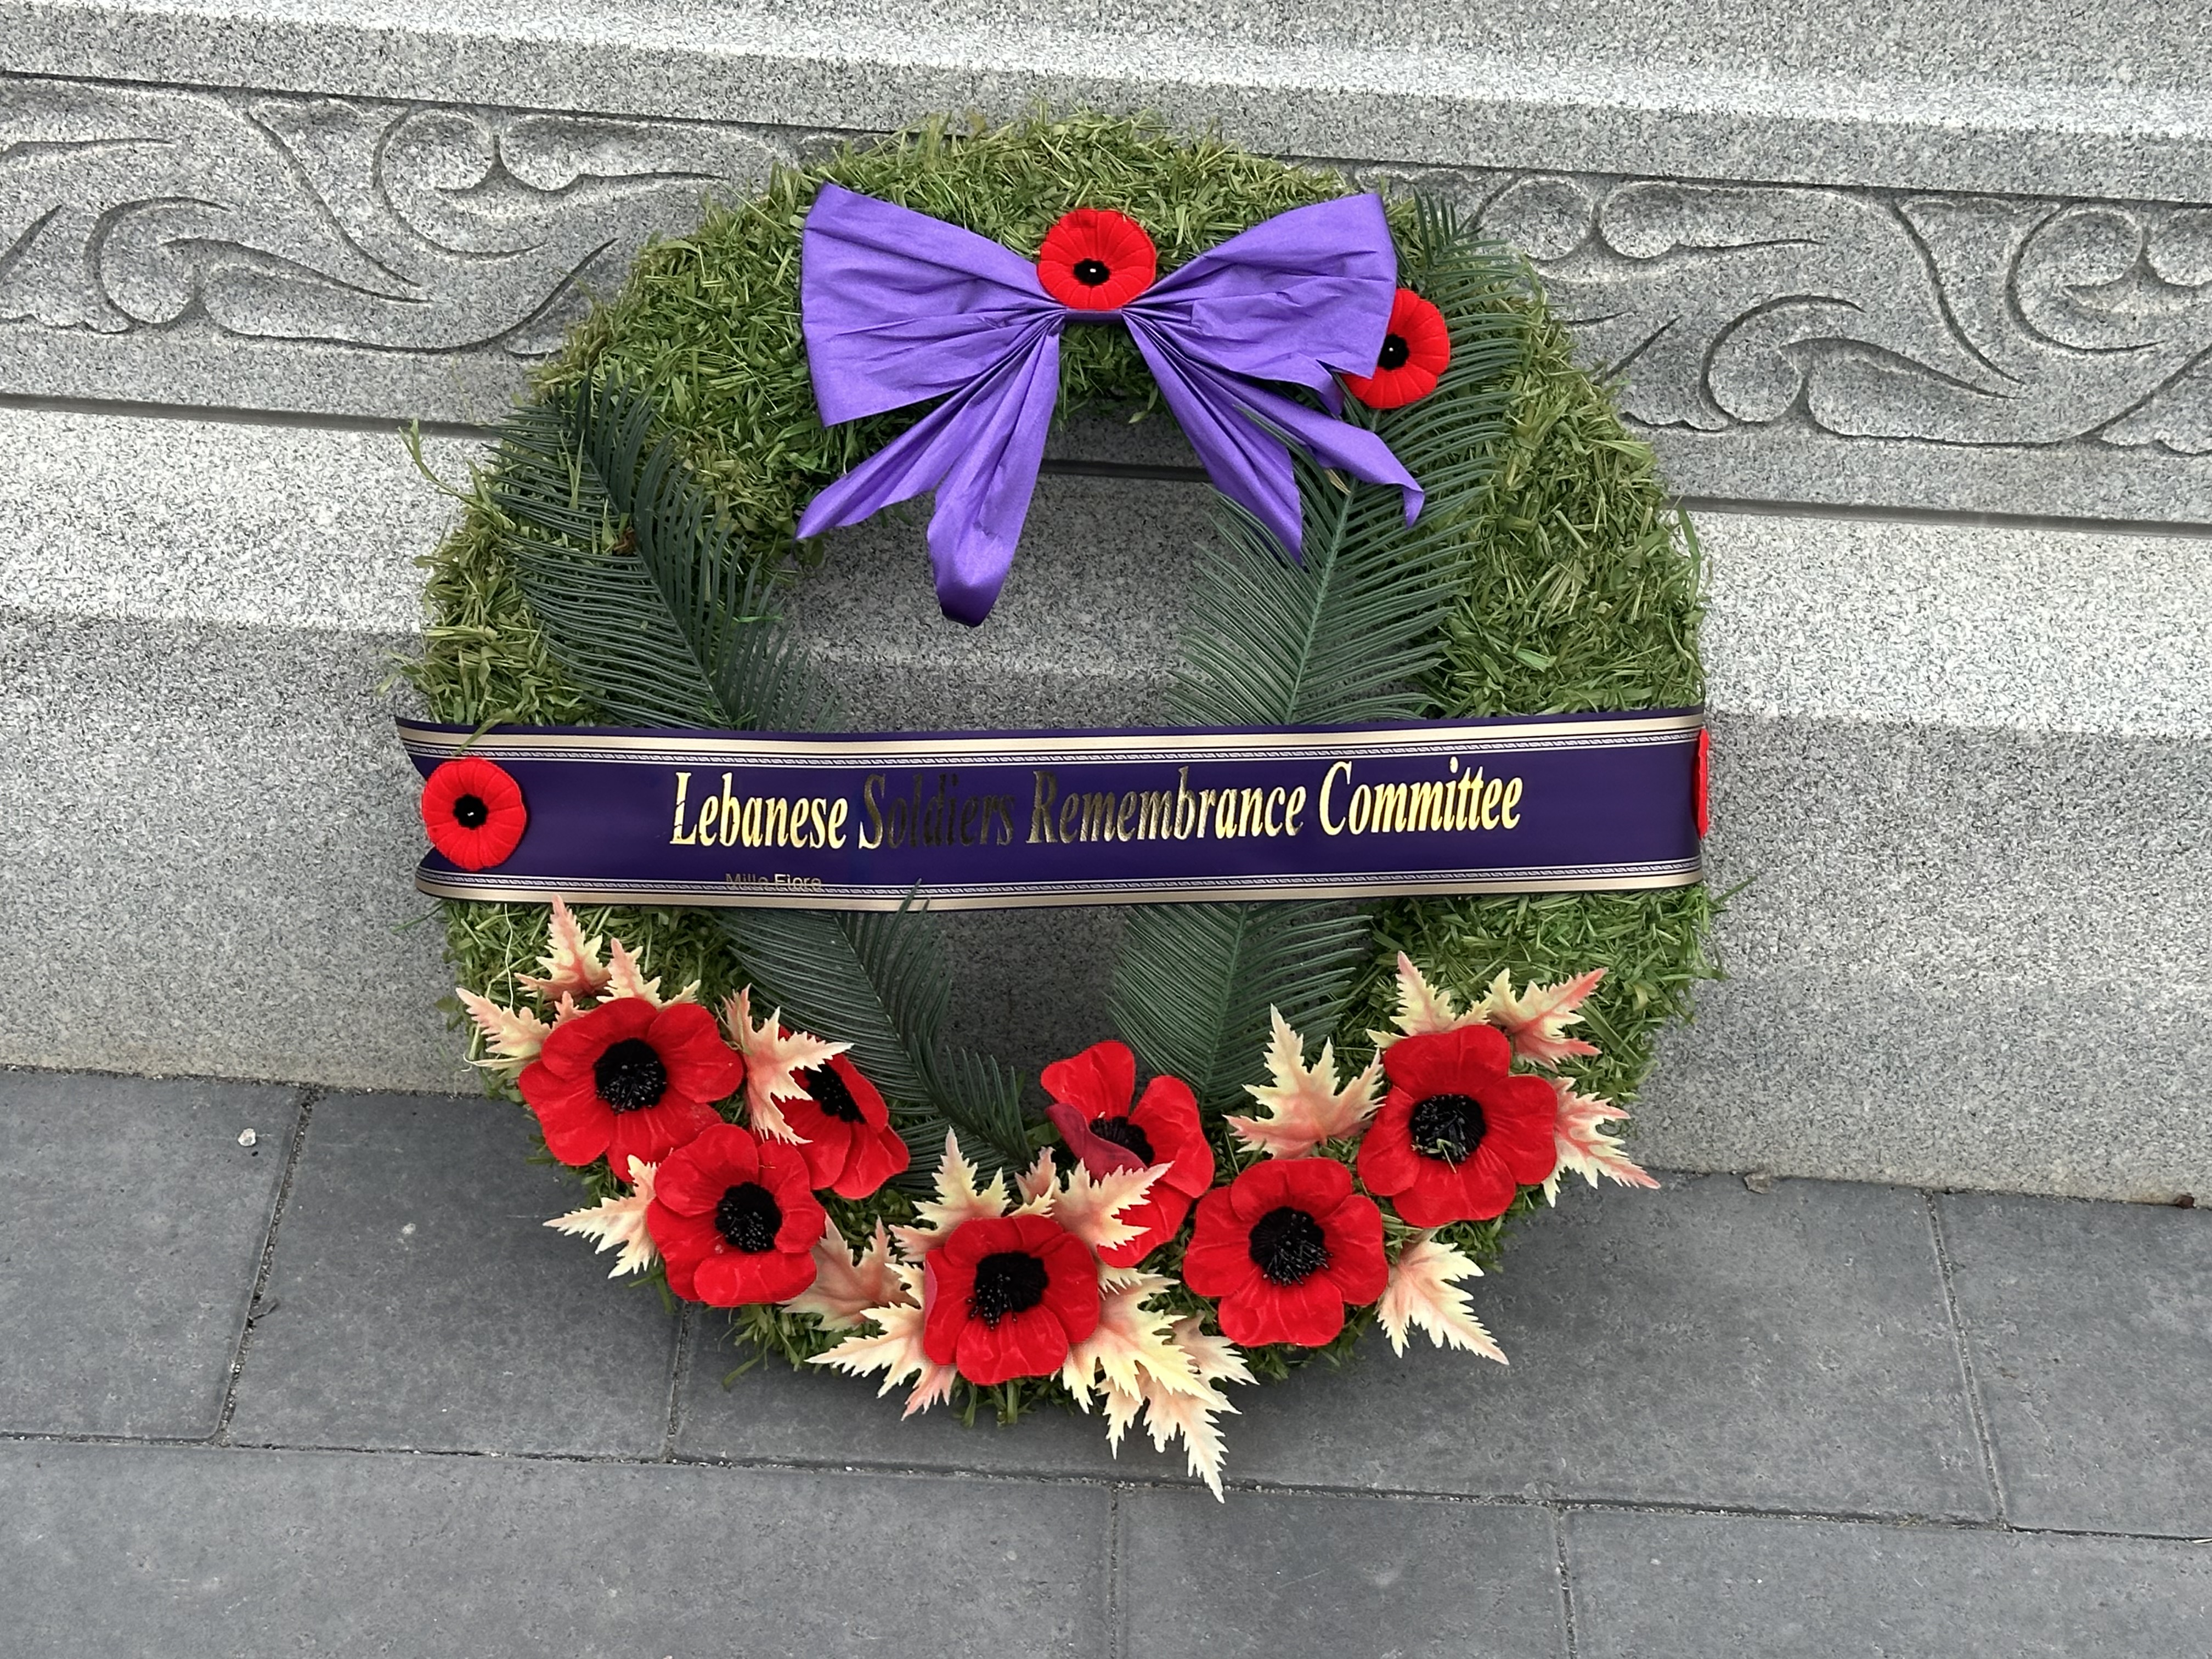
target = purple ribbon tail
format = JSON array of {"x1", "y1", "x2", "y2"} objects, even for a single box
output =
[
  {"x1": 1126, "y1": 318, "x2": 1423, "y2": 558},
  {"x1": 795, "y1": 321, "x2": 1063, "y2": 625}
]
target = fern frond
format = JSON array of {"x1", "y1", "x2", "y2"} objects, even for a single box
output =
[{"x1": 490, "y1": 379, "x2": 830, "y2": 732}]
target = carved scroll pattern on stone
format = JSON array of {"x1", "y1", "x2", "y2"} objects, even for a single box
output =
[
  {"x1": 1458, "y1": 172, "x2": 2212, "y2": 456},
  {"x1": 0, "y1": 78, "x2": 785, "y2": 356}
]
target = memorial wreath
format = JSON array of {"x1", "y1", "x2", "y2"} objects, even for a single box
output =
[{"x1": 399, "y1": 113, "x2": 1713, "y2": 1494}]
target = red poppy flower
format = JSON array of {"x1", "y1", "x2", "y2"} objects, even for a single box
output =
[
  {"x1": 646, "y1": 1122, "x2": 825, "y2": 1305},
  {"x1": 1182, "y1": 1158, "x2": 1387, "y2": 1348},
  {"x1": 519, "y1": 996, "x2": 742, "y2": 1171},
  {"x1": 1035, "y1": 208, "x2": 1157, "y2": 311},
  {"x1": 922, "y1": 1213, "x2": 1102, "y2": 1385},
  {"x1": 1042, "y1": 1040, "x2": 1214, "y2": 1267},
  {"x1": 1358, "y1": 1024, "x2": 1558, "y2": 1226},
  {"x1": 1343, "y1": 287, "x2": 1452, "y2": 409},
  {"x1": 781, "y1": 1052, "x2": 911, "y2": 1199},
  {"x1": 419, "y1": 756, "x2": 527, "y2": 870},
  {"x1": 1695, "y1": 725, "x2": 1711, "y2": 839}
]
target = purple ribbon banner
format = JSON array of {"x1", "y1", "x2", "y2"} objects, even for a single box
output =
[{"x1": 400, "y1": 710, "x2": 1703, "y2": 911}]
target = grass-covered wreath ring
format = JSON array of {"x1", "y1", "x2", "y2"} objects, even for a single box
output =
[{"x1": 405, "y1": 112, "x2": 1713, "y2": 1495}]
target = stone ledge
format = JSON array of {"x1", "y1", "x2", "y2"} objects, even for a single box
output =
[
  {"x1": 6, "y1": 2, "x2": 2207, "y2": 203},
  {"x1": 4, "y1": 61, "x2": 2209, "y2": 524}
]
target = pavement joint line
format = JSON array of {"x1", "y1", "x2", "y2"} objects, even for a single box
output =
[
  {"x1": 2, "y1": 1434, "x2": 2203, "y2": 1547},
  {"x1": 213, "y1": 1084, "x2": 318, "y2": 1448},
  {"x1": 1553, "y1": 1506, "x2": 1582, "y2": 1659},
  {"x1": 1926, "y1": 1188, "x2": 2012, "y2": 1527},
  {"x1": 1104, "y1": 1482, "x2": 1124, "y2": 1659},
  {"x1": 658, "y1": 1302, "x2": 696, "y2": 1464}
]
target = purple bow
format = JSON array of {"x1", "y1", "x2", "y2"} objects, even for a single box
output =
[{"x1": 794, "y1": 184, "x2": 1424, "y2": 625}]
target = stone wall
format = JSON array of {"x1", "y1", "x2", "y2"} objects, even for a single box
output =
[{"x1": 3, "y1": 4, "x2": 2206, "y2": 1198}]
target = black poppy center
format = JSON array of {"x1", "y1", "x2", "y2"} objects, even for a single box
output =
[
  {"x1": 971, "y1": 1250, "x2": 1049, "y2": 1326},
  {"x1": 1248, "y1": 1206, "x2": 1331, "y2": 1286},
  {"x1": 1409, "y1": 1091, "x2": 1486, "y2": 1164},
  {"x1": 714, "y1": 1182, "x2": 783, "y2": 1253},
  {"x1": 806, "y1": 1063, "x2": 866, "y2": 1123},
  {"x1": 592, "y1": 1037, "x2": 668, "y2": 1112},
  {"x1": 1088, "y1": 1115, "x2": 1155, "y2": 1165},
  {"x1": 452, "y1": 793, "x2": 490, "y2": 829},
  {"x1": 1378, "y1": 332, "x2": 1411, "y2": 371},
  {"x1": 1072, "y1": 257, "x2": 1111, "y2": 286}
]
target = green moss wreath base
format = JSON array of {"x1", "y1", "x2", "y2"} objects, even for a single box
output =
[{"x1": 403, "y1": 112, "x2": 1714, "y2": 1488}]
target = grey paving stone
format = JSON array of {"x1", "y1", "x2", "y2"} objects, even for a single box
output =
[
  {"x1": 1939, "y1": 1192, "x2": 2212, "y2": 1537},
  {"x1": 1119, "y1": 1487, "x2": 1567, "y2": 1658},
  {"x1": 0, "y1": 1440, "x2": 1109, "y2": 1658},
  {"x1": 226, "y1": 1091, "x2": 679, "y2": 1457},
  {"x1": 0, "y1": 1071, "x2": 301, "y2": 1438},
  {"x1": 1223, "y1": 1175, "x2": 1994, "y2": 1517},
  {"x1": 1565, "y1": 1508, "x2": 2212, "y2": 1658},
  {"x1": 677, "y1": 1310, "x2": 1146, "y2": 1482}
]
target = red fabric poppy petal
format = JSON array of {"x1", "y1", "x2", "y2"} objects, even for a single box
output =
[
  {"x1": 1129, "y1": 1076, "x2": 1214, "y2": 1195},
  {"x1": 645, "y1": 1201, "x2": 723, "y2": 1299},
  {"x1": 1220, "y1": 1274, "x2": 1347, "y2": 1349},
  {"x1": 1046, "y1": 1101, "x2": 1147, "y2": 1175},
  {"x1": 1266, "y1": 1155, "x2": 1356, "y2": 1215},
  {"x1": 922, "y1": 1251, "x2": 975, "y2": 1365},
  {"x1": 831, "y1": 1124, "x2": 910, "y2": 1200},
  {"x1": 537, "y1": 997, "x2": 648, "y2": 1077},
  {"x1": 604, "y1": 1096, "x2": 722, "y2": 1172},
  {"x1": 1452, "y1": 1148, "x2": 1521, "y2": 1222},
  {"x1": 1097, "y1": 1189, "x2": 1191, "y2": 1269},
  {"x1": 518, "y1": 1064, "x2": 613, "y2": 1166},
  {"x1": 780, "y1": 1098, "x2": 855, "y2": 1189},
  {"x1": 1035, "y1": 210, "x2": 1158, "y2": 311},
  {"x1": 1389, "y1": 1163, "x2": 1480, "y2": 1229},
  {"x1": 1318, "y1": 1193, "x2": 1390, "y2": 1303},
  {"x1": 939, "y1": 1215, "x2": 1006, "y2": 1269},
  {"x1": 652, "y1": 1124, "x2": 760, "y2": 1215},
  {"x1": 646, "y1": 1003, "x2": 743, "y2": 1099},
  {"x1": 736, "y1": 1248, "x2": 819, "y2": 1307},
  {"x1": 1040, "y1": 1040, "x2": 1137, "y2": 1122},
  {"x1": 1356, "y1": 1097, "x2": 1422, "y2": 1195},
  {"x1": 1484, "y1": 1077, "x2": 1564, "y2": 1184},
  {"x1": 1181, "y1": 1190, "x2": 1258, "y2": 1298},
  {"x1": 824, "y1": 1054, "x2": 892, "y2": 1129},
  {"x1": 1385, "y1": 1024, "x2": 1513, "y2": 1098},
  {"x1": 420, "y1": 758, "x2": 530, "y2": 869}
]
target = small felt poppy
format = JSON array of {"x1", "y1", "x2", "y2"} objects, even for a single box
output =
[
  {"x1": 1042, "y1": 1039, "x2": 1214, "y2": 1267},
  {"x1": 647, "y1": 1122, "x2": 826, "y2": 1306},
  {"x1": 922, "y1": 1213, "x2": 1102, "y2": 1385},
  {"x1": 1035, "y1": 207, "x2": 1158, "y2": 311},
  {"x1": 419, "y1": 756, "x2": 527, "y2": 870},
  {"x1": 781, "y1": 1052, "x2": 911, "y2": 1200},
  {"x1": 1343, "y1": 287, "x2": 1452, "y2": 409},
  {"x1": 1694, "y1": 726, "x2": 1711, "y2": 839},
  {"x1": 519, "y1": 996, "x2": 742, "y2": 1171},
  {"x1": 1181, "y1": 1158, "x2": 1388, "y2": 1349},
  {"x1": 1358, "y1": 1024, "x2": 1558, "y2": 1226}
]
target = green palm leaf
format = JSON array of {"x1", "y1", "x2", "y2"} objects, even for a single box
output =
[{"x1": 1113, "y1": 210, "x2": 1524, "y2": 1110}]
